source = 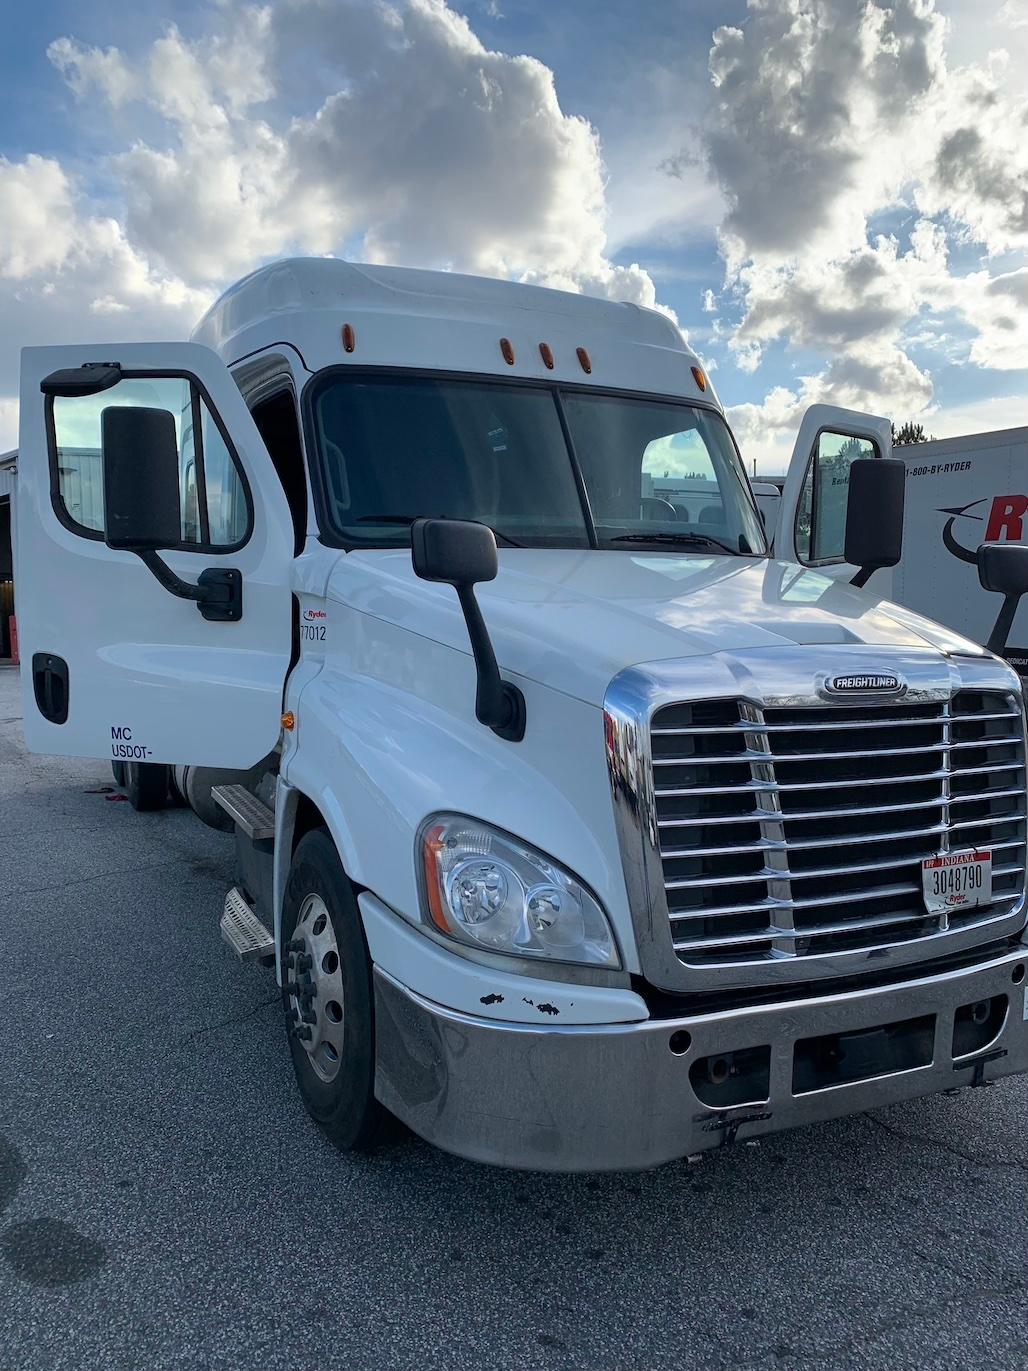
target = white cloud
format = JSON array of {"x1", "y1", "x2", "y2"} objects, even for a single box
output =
[
  {"x1": 46, "y1": 0, "x2": 657, "y2": 306},
  {"x1": 0, "y1": 0, "x2": 665, "y2": 447},
  {"x1": 0, "y1": 156, "x2": 79, "y2": 279},
  {"x1": 0, "y1": 151, "x2": 209, "y2": 449},
  {"x1": 694, "y1": 0, "x2": 1028, "y2": 444}
]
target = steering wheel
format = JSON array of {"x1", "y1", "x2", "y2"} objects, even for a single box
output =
[{"x1": 640, "y1": 496, "x2": 679, "y2": 521}]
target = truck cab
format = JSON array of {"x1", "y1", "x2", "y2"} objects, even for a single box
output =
[{"x1": 15, "y1": 259, "x2": 1028, "y2": 1170}]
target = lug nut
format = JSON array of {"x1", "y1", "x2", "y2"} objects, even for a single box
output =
[
  {"x1": 285, "y1": 939, "x2": 305, "y2": 954},
  {"x1": 292, "y1": 1025, "x2": 313, "y2": 1042},
  {"x1": 295, "y1": 954, "x2": 313, "y2": 974},
  {"x1": 301, "y1": 1008, "x2": 317, "y2": 1025}
]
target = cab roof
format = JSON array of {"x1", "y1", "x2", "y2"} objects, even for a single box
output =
[{"x1": 191, "y1": 257, "x2": 716, "y2": 405}]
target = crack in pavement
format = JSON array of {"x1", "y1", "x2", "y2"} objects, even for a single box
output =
[
  {"x1": 864, "y1": 1110, "x2": 1028, "y2": 1176},
  {"x1": 0, "y1": 854, "x2": 225, "y2": 904},
  {"x1": 176, "y1": 994, "x2": 280, "y2": 1047},
  {"x1": 740, "y1": 1277, "x2": 1028, "y2": 1370}
]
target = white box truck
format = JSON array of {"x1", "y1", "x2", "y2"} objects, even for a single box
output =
[
  {"x1": 15, "y1": 258, "x2": 1028, "y2": 1170},
  {"x1": 762, "y1": 425, "x2": 1028, "y2": 680}
]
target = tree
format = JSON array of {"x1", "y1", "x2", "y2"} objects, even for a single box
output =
[{"x1": 892, "y1": 420, "x2": 933, "y2": 444}]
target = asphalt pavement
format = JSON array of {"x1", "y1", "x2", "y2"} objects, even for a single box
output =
[{"x1": 2, "y1": 663, "x2": 1028, "y2": 1371}]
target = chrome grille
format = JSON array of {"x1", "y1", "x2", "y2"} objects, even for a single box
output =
[{"x1": 650, "y1": 690, "x2": 1028, "y2": 968}]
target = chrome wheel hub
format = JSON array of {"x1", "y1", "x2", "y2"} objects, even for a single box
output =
[{"x1": 288, "y1": 893, "x2": 345, "y2": 1083}]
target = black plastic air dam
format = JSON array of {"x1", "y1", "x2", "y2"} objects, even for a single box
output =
[{"x1": 792, "y1": 1014, "x2": 935, "y2": 1094}]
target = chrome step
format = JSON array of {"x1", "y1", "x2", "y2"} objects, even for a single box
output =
[
  {"x1": 220, "y1": 886, "x2": 275, "y2": 962},
  {"x1": 211, "y1": 784, "x2": 276, "y2": 840}
]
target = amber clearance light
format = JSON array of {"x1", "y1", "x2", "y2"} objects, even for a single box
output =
[
  {"x1": 421, "y1": 822, "x2": 451, "y2": 932},
  {"x1": 691, "y1": 364, "x2": 707, "y2": 391}
]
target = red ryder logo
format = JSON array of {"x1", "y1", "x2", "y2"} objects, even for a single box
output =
[{"x1": 940, "y1": 493, "x2": 1028, "y2": 565}]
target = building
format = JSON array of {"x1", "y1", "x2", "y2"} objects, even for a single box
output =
[{"x1": 0, "y1": 451, "x2": 14, "y2": 659}]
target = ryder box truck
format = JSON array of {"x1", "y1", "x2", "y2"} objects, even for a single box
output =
[{"x1": 15, "y1": 258, "x2": 1028, "y2": 1170}]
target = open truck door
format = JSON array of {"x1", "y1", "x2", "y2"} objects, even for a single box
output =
[
  {"x1": 17, "y1": 343, "x2": 295, "y2": 768},
  {"x1": 777, "y1": 404, "x2": 897, "y2": 589}
]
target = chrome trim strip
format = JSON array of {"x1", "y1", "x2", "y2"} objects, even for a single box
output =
[{"x1": 604, "y1": 645, "x2": 1028, "y2": 993}]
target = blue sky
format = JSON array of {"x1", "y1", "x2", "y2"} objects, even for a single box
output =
[{"x1": 0, "y1": 0, "x2": 1026, "y2": 469}]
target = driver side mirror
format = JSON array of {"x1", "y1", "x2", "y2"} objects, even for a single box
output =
[
  {"x1": 102, "y1": 406, "x2": 182, "y2": 552},
  {"x1": 411, "y1": 518, "x2": 524, "y2": 741},
  {"x1": 101, "y1": 405, "x2": 242, "y2": 623},
  {"x1": 977, "y1": 542, "x2": 1028, "y2": 656},
  {"x1": 845, "y1": 457, "x2": 905, "y2": 588}
]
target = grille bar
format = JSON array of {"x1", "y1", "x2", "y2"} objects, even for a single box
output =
[
  {"x1": 652, "y1": 710, "x2": 1020, "y2": 736},
  {"x1": 652, "y1": 689, "x2": 1028, "y2": 969},
  {"x1": 666, "y1": 855, "x2": 1026, "y2": 891},
  {"x1": 670, "y1": 902, "x2": 1022, "y2": 954},
  {"x1": 653, "y1": 736, "x2": 1023, "y2": 767}
]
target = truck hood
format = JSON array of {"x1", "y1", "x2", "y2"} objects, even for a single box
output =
[{"x1": 336, "y1": 550, "x2": 986, "y2": 707}]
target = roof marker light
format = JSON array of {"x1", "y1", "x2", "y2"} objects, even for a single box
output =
[
  {"x1": 691, "y1": 365, "x2": 707, "y2": 391},
  {"x1": 342, "y1": 324, "x2": 356, "y2": 354},
  {"x1": 576, "y1": 346, "x2": 592, "y2": 374},
  {"x1": 500, "y1": 337, "x2": 515, "y2": 365},
  {"x1": 539, "y1": 342, "x2": 555, "y2": 370}
]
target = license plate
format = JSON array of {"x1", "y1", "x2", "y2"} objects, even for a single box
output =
[{"x1": 921, "y1": 850, "x2": 992, "y2": 914}]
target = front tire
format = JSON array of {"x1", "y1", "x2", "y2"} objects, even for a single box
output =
[
  {"x1": 125, "y1": 761, "x2": 170, "y2": 812},
  {"x1": 281, "y1": 830, "x2": 387, "y2": 1152}
]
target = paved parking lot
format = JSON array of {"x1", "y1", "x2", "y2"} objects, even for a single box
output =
[{"x1": 2, "y1": 664, "x2": 1028, "y2": 1370}]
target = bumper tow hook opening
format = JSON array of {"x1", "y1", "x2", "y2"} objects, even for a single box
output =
[
  {"x1": 691, "y1": 1046, "x2": 771, "y2": 1108},
  {"x1": 668, "y1": 1029, "x2": 692, "y2": 1056},
  {"x1": 707, "y1": 1055, "x2": 731, "y2": 1086}
]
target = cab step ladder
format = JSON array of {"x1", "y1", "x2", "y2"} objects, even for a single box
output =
[{"x1": 220, "y1": 885, "x2": 275, "y2": 963}]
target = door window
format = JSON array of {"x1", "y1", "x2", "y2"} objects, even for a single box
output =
[
  {"x1": 49, "y1": 375, "x2": 249, "y2": 550},
  {"x1": 795, "y1": 430, "x2": 878, "y2": 564}
]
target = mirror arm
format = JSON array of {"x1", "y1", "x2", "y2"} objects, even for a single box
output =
[
  {"x1": 454, "y1": 584, "x2": 526, "y2": 742},
  {"x1": 850, "y1": 566, "x2": 874, "y2": 589},
  {"x1": 137, "y1": 551, "x2": 243, "y2": 623},
  {"x1": 985, "y1": 592, "x2": 1022, "y2": 657}
]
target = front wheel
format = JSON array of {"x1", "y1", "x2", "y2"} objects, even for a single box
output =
[{"x1": 281, "y1": 829, "x2": 387, "y2": 1152}]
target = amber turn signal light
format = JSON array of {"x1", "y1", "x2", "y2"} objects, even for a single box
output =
[{"x1": 691, "y1": 365, "x2": 707, "y2": 391}]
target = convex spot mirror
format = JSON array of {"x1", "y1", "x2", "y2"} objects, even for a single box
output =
[
  {"x1": 845, "y1": 457, "x2": 905, "y2": 587},
  {"x1": 102, "y1": 405, "x2": 182, "y2": 552}
]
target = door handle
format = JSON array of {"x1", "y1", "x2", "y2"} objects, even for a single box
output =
[{"x1": 32, "y1": 653, "x2": 70, "y2": 725}]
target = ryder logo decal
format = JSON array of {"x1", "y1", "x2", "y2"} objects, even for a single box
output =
[{"x1": 940, "y1": 494, "x2": 1028, "y2": 564}]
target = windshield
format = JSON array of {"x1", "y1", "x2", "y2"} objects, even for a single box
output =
[{"x1": 310, "y1": 373, "x2": 766, "y2": 555}]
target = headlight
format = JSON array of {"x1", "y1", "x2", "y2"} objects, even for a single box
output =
[{"x1": 418, "y1": 815, "x2": 620, "y2": 969}]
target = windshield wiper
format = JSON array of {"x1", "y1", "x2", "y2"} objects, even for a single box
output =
[
  {"x1": 355, "y1": 514, "x2": 524, "y2": 548},
  {"x1": 607, "y1": 531, "x2": 742, "y2": 556}
]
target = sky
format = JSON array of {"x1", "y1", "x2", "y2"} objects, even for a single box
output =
[{"x1": 1, "y1": 0, "x2": 1027, "y2": 471}]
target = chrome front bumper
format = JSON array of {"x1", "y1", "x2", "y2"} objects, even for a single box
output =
[{"x1": 373, "y1": 945, "x2": 1028, "y2": 1172}]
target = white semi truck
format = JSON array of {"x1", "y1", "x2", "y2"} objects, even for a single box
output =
[{"x1": 16, "y1": 259, "x2": 1028, "y2": 1170}]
